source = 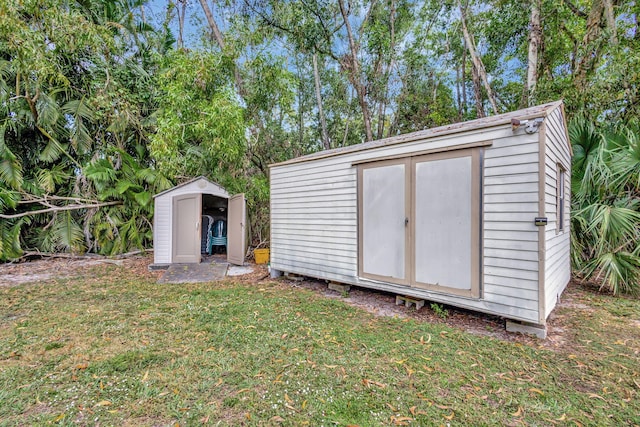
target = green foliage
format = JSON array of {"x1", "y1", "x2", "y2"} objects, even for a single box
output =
[
  {"x1": 0, "y1": 0, "x2": 167, "y2": 260},
  {"x1": 1, "y1": 0, "x2": 639, "y2": 273},
  {"x1": 570, "y1": 119, "x2": 640, "y2": 294},
  {"x1": 430, "y1": 303, "x2": 449, "y2": 319},
  {"x1": 149, "y1": 50, "x2": 245, "y2": 179},
  {"x1": 84, "y1": 148, "x2": 171, "y2": 254}
]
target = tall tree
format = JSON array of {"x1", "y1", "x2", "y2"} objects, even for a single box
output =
[
  {"x1": 525, "y1": 0, "x2": 541, "y2": 106},
  {"x1": 338, "y1": 0, "x2": 374, "y2": 141},
  {"x1": 458, "y1": 0, "x2": 498, "y2": 116},
  {"x1": 313, "y1": 53, "x2": 331, "y2": 149}
]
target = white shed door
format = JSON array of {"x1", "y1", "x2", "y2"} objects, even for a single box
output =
[
  {"x1": 414, "y1": 155, "x2": 472, "y2": 290},
  {"x1": 359, "y1": 160, "x2": 409, "y2": 284},
  {"x1": 172, "y1": 194, "x2": 201, "y2": 263},
  {"x1": 227, "y1": 193, "x2": 246, "y2": 265},
  {"x1": 412, "y1": 149, "x2": 480, "y2": 297}
]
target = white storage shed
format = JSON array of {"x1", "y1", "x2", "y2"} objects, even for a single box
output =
[
  {"x1": 269, "y1": 101, "x2": 572, "y2": 334},
  {"x1": 152, "y1": 176, "x2": 246, "y2": 267}
]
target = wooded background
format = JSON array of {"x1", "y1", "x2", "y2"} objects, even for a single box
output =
[{"x1": 1, "y1": 0, "x2": 638, "y2": 292}]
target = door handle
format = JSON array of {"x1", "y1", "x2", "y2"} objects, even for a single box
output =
[{"x1": 405, "y1": 217, "x2": 409, "y2": 227}]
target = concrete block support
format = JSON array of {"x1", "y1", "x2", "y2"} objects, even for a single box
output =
[
  {"x1": 328, "y1": 282, "x2": 351, "y2": 293},
  {"x1": 506, "y1": 320, "x2": 547, "y2": 339}
]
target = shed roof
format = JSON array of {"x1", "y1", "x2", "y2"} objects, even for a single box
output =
[
  {"x1": 271, "y1": 100, "x2": 568, "y2": 167},
  {"x1": 153, "y1": 176, "x2": 229, "y2": 199}
]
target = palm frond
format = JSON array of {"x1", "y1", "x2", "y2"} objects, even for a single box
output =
[
  {"x1": 51, "y1": 211, "x2": 85, "y2": 253},
  {"x1": 39, "y1": 135, "x2": 69, "y2": 163},
  {"x1": 0, "y1": 219, "x2": 23, "y2": 260},
  {"x1": 84, "y1": 159, "x2": 117, "y2": 190},
  {"x1": 62, "y1": 98, "x2": 96, "y2": 154},
  {"x1": 36, "y1": 164, "x2": 71, "y2": 193},
  {"x1": 0, "y1": 187, "x2": 20, "y2": 211},
  {"x1": 0, "y1": 142, "x2": 24, "y2": 190},
  {"x1": 583, "y1": 251, "x2": 640, "y2": 295},
  {"x1": 582, "y1": 204, "x2": 640, "y2": 252},
  {"x1": 133, "y1": 190, "x2": 151, "y2": 207},
  {"x1": 35, "y1": 91, "x2": 61, "y2": 128},
  {"x1": 569, "y1": 118, "x2": 602, "y2": 189},
  {"x1": 608, "y1": 124, "x2": 640, "y2": 193}
]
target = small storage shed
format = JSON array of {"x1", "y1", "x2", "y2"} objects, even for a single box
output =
[
  {"x1": 152, "y1": 176, "x2": 246, "y2": 267},
  {"x1": 269, "y1": 101, "x2": 571, "y2": 334}
]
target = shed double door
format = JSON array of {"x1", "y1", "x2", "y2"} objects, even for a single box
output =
[
  {"x1": 358, "y1": 148, "x2": 480, "y2": 298},
  {"x1": 172, "y1": 193, "x2": 246, "y2": 265}
]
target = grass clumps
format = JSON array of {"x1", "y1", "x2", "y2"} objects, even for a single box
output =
[{"x1": 0, "y1": 265, "x2": 638, "y2": 425}]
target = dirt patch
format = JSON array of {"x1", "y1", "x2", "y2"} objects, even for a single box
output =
[{"x1": 0, "y1": 255, "x2": 162, "y2": 287}]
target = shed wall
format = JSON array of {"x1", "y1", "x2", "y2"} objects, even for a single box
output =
[
  {"x1": 154, "y1": 194, "x2": 172, "y2": 264},
  {"x1": 483, "y1": 132, "x2": 541, "y2": 321},
  {"x1": 543, "y1": 108, "x2": 572, "y2": 317},
  {"x1": 271, "y1": 125, "x2": 544, "y2": 323}
]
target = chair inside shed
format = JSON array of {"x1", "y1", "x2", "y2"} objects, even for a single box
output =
[{"x1": 201, "y1": 194, "x2": 228, "y2": 256}]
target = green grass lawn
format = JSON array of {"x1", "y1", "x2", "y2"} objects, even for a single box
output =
[{"x1": 0, "y1": 262, "x2": 638, "y2": 426}]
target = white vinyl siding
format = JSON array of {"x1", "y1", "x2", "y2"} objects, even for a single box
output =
[
  {"x1": 482, "y1": 133, "x2": 541, "y2": 322},
  {"x1": 270, "y1": 102, "x2": 571, "y2": 325},
  {"x1": 153, "y1": 196, "x2": 172, "y2": 264},
  {"x1": 543, "y1": 108, "x2": 572, "y2": 317}
]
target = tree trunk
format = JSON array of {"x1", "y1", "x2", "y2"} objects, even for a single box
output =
[
  {"x1": 198, "y1": 0, "x2": 245, "y2": 97},
  {"x1": 376, "y1": 0, "x2": 396, "y2": 140},
  {"x1": 376, "y1": 99, "x2": 386, "y2": 140},
  {"x1": 456, "y1": 64, "x2": 462, "y2": 120},
  {"x1": 298, "y1": 56, "x2": 305, "y2": 148},
  {"x1": 574, "y1": 0, "x2": 605, "y2": 91},
  {"x1": 177, "y1": 0, "x2": 187, "y2": 49},
  {"x1": 199, "y1": 0, "x2": 225, "y2": 47},
  {"x1": 313, "y1": 53, "x2": 330, "y2": 150},
  {"x1": 338, "y1": 0, "x2": 374, "y2": 141},
  {"x1": 602, "y1": 0, "x2": 617, "y2": 45},
  {"x1": 458, "y1": 0, "x2": 498, "y2": 115},
  {"x1": 461, "y1": 48, "x2": 467, "y2": 117},
  {"x1": 470, "y1": 61, "x2": 485, "y2": 118},
  {"x1": 525, "y1": 0, "x2": 541, "y2": 106}
]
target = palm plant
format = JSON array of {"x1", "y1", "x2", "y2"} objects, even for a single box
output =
[
  {"x1": 0, "y1": 0, "x2": 169, "y2": 260},
  {"x1": 570, "y1": 119, "x2": 640, "y2": 294}
]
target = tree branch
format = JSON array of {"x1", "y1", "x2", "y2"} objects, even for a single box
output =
[
  {"x1": 0, "y1": 201, "x2": 122, "y2": 219},
  {"x1": 562, "y1": 0, "x2": 588, "y2": 18}
]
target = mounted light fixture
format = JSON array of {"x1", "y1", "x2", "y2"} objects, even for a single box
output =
[{"x1": 511, "y1": 117, "x2": 544, "y2": 134}]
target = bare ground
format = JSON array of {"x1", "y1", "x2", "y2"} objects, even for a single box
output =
[{"x1": 0, "y1": 254, "x2": 623, "y2": 350}]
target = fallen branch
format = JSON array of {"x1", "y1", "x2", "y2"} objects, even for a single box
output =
[
  {"x1": 18, "y1": 251, "x2": 103, "y2": 261},
  {"x1": 17, "y1": 248, "x2": 151, "y2": 262},
  {"x1": 110, "y1": 249, "x2": 152, "y2": 259},
  {"x1": 0, "y1": 201, "x2": 122, "y2": 219}
]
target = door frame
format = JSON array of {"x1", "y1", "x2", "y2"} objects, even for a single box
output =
[{"x1": 356, "y1": 147, "x2": 482, "y2": 298}]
